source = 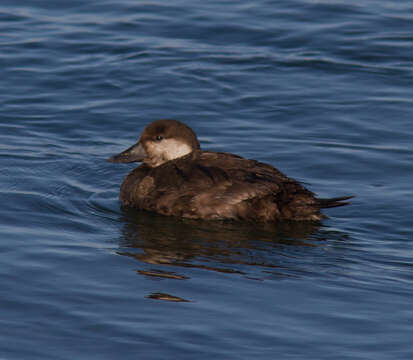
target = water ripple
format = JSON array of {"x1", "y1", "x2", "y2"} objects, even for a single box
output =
[{"x1": 1, "y1": 1, "x2": 413, "y2": 359}]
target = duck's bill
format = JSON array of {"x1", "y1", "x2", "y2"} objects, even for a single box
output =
[{"x1": 107, "y1": 142, "x2": 147, "y2": 163}]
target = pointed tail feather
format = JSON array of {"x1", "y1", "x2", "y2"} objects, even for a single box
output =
[{"x1": 317, "y1": 195, "x2": 354, "y2": 209}]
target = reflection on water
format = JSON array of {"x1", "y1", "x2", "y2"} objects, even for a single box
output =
[
  {"x1": 116, "y1": 208, "x2": 342, "y2": 300},
  {"x1": 146, "y1": 292, "x2": 190, "y2": 302},
  {"x1": 2, "y1": 0, "x2": 413, "y2": 356}
]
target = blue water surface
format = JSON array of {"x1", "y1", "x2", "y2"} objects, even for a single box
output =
[{"x1": 1, "y1": 1, "x2": 413, "y2": 359}]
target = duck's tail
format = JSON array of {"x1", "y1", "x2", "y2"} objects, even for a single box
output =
[{"x1": 316, "y1": 195, "x2": 354, "y2": 209}]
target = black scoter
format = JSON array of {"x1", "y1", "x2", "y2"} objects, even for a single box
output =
[{"x1": 108, "y1": 119, "x2": 352, "y2": 221}]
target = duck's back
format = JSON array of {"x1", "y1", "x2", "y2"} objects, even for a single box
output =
[{"x1": 119, "y1": 150, "x2": 323, "y2": 221}]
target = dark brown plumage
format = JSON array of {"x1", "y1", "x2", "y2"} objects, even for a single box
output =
[{"x1": 109, "y1": 119, "x2": 352, "y2": 222}]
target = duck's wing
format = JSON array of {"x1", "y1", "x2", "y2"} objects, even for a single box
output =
[
  {"x1": 187, "y1": 152, "x2": 320, "y2": 221},
  {"x1": 120, "y1": 151, "x2": 319, "y2": 220}
]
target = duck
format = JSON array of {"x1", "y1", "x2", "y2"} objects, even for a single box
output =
[{"x1": 108, "y1": 119, "x2": 352, "y2": 222}]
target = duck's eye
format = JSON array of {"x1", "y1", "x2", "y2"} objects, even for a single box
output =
[{"x1": 156, "y1": 135, "x2": 163, "y2": 141}]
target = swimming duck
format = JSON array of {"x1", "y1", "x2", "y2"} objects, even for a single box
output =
[{"x1": 109, "y1": 119, "x2": 352, "y2": 222}]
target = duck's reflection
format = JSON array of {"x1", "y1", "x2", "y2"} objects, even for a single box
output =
[{"x1": 118, "y1": 208, "x2": 324, "y2": 280}]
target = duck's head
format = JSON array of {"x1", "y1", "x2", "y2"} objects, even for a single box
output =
[{"x1": 108, "y1": 119, "x2": 200, "y2": 167}]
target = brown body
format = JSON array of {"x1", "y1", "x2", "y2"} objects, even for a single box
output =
[{"x1": 109, "y1": 120, "x2": 352, "y2": 222}]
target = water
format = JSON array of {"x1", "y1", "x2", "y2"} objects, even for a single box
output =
[{"x1": 1, "y1": 1, "x2": 413, "y2": 359}]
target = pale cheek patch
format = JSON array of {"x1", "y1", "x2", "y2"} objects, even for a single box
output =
[
  {"x1": 145, "y1": 139, "x2": 192, "y2": 167},
  {"x1": 161, "y1": 139, "x2": 192, "y2": 160}
]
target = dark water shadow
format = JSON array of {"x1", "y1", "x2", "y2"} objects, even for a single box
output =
[{"x1": 115, "y1": 208, "x2": 351, "y2": 302}]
